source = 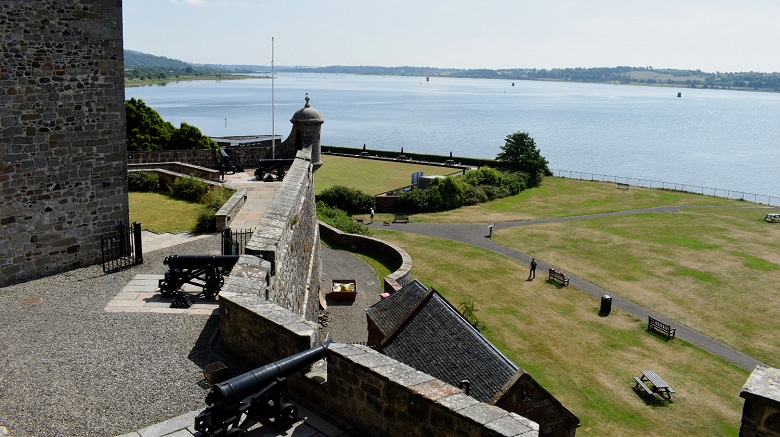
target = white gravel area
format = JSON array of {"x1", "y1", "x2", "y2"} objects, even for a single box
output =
[{"x1": 0, "y1": 236, "x2": 224, "y2": 437}]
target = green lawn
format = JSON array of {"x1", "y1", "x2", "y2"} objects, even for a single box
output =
[
  {"x1": 371, "y1": 229, "x2": 747, "y2": 437},
  {"x1": 314, "y1": 154, "x2": 461, "y2": 195},
  {"x1": 493, "y1": 206, "x2": 780, "y2": 367},
  {"x1": 129, "y1": 192, "x2": 203, "y2": 233}
]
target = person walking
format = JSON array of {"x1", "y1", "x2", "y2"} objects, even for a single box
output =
[
  {"x1": 529, "y1": 258, "x2": 537, "y2": 279},
  {"x1": 370, "y1": 208, "x2": 375, "y2": 223}
]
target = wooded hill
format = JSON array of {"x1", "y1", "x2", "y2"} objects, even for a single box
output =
[{"x1": 124, "y1": 50, "x2": 780, "y2": 92}]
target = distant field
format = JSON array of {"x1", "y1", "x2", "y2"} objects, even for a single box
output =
[{"x1": 314, "y1": 154, "x2": 461, "y2": 195}]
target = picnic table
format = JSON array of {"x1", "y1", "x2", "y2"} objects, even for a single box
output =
[{"x1": 634, "y1": 370, "x2": 676, "y2": 400}]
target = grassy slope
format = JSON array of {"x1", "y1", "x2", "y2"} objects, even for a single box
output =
[
  {"x1": 312, "y1": 155, "x2": 780, "y2": 436},
  {"x1": 373, "y1": 229, "x2": 746, "y2": 436}
]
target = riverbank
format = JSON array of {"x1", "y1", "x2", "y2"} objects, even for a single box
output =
[{"x1": 125, "y1": 73, "x2": 260, "y2": 87}]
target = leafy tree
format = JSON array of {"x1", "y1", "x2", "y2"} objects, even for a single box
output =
[
  {"x1": 317, "y1": 186, "x2": 375, "y2": 215},
  {"x1": 126, "y1": 99, "x2": 217, "y2": 150},
  {"x1": 169, "y1": 122, "x2": 218, "y2": 150},
  {"x1": 495, "y1": 132, "x2": 551, "y2": 186},
  {"x1": 125, "y1": 98, "x2": 174, "y2": 151}
]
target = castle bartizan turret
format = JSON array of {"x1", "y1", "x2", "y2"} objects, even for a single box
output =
[{"x1": 285, "y1": 93, "x2": 324, "y2": 170}]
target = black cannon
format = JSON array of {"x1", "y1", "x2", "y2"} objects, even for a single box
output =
[
  {"x1": 158, "y1": 255, "x2": 239, "y2": 302},
  {"x1": 219, "y1": 148, "x2": 243, "y2": 176},
  {"x1": 194, "y1": 341, "x2": 332, "y2": 436},
  {"x1": 255, "y1": 159, "x2": 294, "y2": 181}
]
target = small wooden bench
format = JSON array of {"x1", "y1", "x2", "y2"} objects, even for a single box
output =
[
  {"x1": 617, "y1": 182, "x2": 629, "y2": 190},
  {"x1": 548, "y1": 268, "x2": 570, "y2": 286},
  {"x1": 647, "y1": 316, "x2": 676, "y2": 340},
  {"x1": 633, "y1": 376, "x2": 654, "y2": 397},
  {"x1": 393, "y1": 215, "x2": 409, "y2": 223}
]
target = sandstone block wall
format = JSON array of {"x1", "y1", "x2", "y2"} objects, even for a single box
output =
[{"x1": 0, "y1": 1, "x2": 128, "y2": 286}]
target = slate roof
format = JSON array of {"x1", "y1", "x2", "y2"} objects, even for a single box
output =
[
  {"x1": 376, "y1": 288, "x2": 519, "y2": 403},
  {"x1": 364, "y1": 280, "x2": 428, "y2": 337}
]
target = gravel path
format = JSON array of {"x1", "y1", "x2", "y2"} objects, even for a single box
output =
[
  {"x1": 0, "y1": 236, "x2": 225, "y2": 437},
  {"x1": 318, "y1": 247, "x2": 382, "y2": 344}
]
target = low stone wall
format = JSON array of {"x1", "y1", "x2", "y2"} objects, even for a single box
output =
[
  {"x1": 216, "y1": 189, "x2": 247, "y2": 231},
  {"x1": 127, "y1": 149, "x2": 219, "y2": 169},
  {"x1": 128, "y1": 162, "x2": 221, "y2": 181},
  {"x1": 318, "y1": 222, "x2": 413, "y2": 294}
]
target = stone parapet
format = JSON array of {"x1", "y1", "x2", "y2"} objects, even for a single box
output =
[{"x1": 244, "y1": 153, "x2": 320, "y2": 321}]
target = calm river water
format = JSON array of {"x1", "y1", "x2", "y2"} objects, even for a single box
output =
[{"x1": 126, "y1": 73, "x2": 780, "y2": 200}]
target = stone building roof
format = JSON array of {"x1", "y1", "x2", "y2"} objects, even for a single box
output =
[
  {"x1": 364, "y1": 280, "x2": 428, "y2": 337},
  {"x1": 370, "y1": 286, "x2": 518, "y2": 403}
]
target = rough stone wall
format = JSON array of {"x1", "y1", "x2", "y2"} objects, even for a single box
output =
[
  {"x1": 245, "y1": 150, "x2": 320, "y2": 322},
  {"x1": 0, "y1": 1, "x2": 127, "y2": 286},
  {"x1": 127, "y1": 144, "x2": 287, "y2": 171},
  {"x1": 216, "y1": 289, "x2": 539, "y2": 437}
]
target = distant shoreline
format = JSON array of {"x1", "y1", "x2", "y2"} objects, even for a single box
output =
[
  {"x1": 124, "y1": 71, "x2": 777, "y2": 94},
  {"x1": 124, "y1": 74, "x2": 261, "y2": 88}
]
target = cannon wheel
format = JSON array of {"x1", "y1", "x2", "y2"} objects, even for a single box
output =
[
  {"x1": 225, "y1": 428, "x2": 246, "y2": 437},
  {"x1": 158, "y1": 280, "x2": 177, "y2": 298},
  {"x1": 278, "y1": 403, "x2": 298, "y2": 425},
  {"x1": 204, "y1": 275, "x2": 224, "y2": 300}
]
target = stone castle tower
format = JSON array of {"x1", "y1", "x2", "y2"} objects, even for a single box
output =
[{"x1": 0, "y1": 1, "x2": 128, "y2": 286}]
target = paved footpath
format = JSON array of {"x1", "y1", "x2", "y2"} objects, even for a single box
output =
[{"x1": 380, "y1": 206, "x2": 768, "y2": 372}]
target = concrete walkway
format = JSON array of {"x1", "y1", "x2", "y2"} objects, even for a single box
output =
[{"x1": 379, "y1": 206, "x2": 766, "y2": 372}]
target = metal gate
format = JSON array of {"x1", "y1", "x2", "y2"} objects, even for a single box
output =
[
  {"x1": 101, "y1": 222, "x2": 143, "y2": 273},
  {"x1": 221, "y1": 226, "x2": 254, "y2": 255}
]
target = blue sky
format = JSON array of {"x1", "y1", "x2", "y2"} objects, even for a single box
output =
[{"x1": 123, "y1": 1, "x2": 780, "y2": 73}]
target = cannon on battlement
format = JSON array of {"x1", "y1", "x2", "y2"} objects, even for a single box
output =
[
  {"x1": 158, "y1": 255, "x2": 240, "y2": 303},
  {"x1": 194, "y1": 341, "x2": 332, "y2": 437}
]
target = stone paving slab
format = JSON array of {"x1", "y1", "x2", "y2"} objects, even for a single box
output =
[{"x1": 104, "y1": 274, "x2": 219, "y2": 315}]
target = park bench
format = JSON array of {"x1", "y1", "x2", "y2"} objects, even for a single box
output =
[
  {"x1": 647, "y1": 316, "x2": 676, "y2": 340},
  {"x1": 617, "y1": 182, "x2": 629, "y2": 189},
  {"x1": 765, "y1": 213, "x2": 780, "y2": 223},
  {"x1": 393, "y1": 215, "x2": 409, "y2": 223},
  {"x1": 548, "y1": 268, "x2": 570, "y2": 286}
]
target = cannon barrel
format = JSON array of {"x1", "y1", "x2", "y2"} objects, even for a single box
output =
[
  {"x1": 163, "y1": 254, "x2": 240, "y2": 268},
  {"x1": 206, "y1": 341, "x2": 332, "y2": 407}
]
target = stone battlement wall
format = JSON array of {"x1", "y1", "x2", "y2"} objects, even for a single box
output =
[
  {"x1": 0, "y1": 1, "x2": 127, "y2": 286},
  {"x1": 243, "y1": 150, "x2": 321, "y2": 322}
]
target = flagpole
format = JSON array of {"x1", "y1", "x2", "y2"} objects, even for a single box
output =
[{"x1": 271, "y1": 37, "x2": 276, "y2": 159}]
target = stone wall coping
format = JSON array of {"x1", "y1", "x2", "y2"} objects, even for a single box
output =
[
  {"x1": 741, "y1": 365, "x2": 780, "y2": 404},
  {"x1": 216, "y1": 188, "x2": 248, "y2": 231},
  {"x1": 329, "y1": 343, "x2": 539, "y2": 436}
]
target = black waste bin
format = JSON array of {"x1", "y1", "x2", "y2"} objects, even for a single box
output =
[{"x1": 600, "y1": 295, "x2": 612, "y2": 315}]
